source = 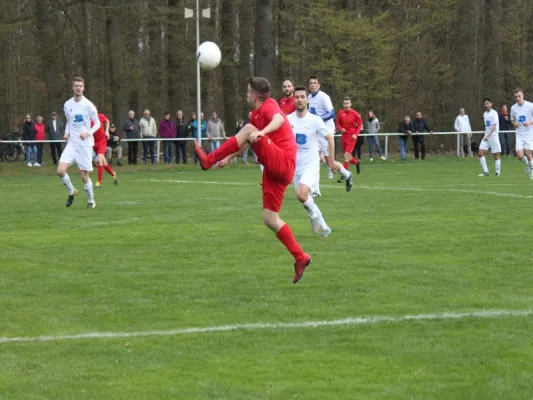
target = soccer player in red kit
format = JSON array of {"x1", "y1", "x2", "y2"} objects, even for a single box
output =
[
  {"x1": 92, "y1": 108, "x2": 118, "y2": 188},
  {"x1": 279, "y1": 78, "x2": 296, "y2": 115},
  {"x1": 194, "y1": 77, "x2": 311, "y2": 284},
  {"x1": 336, "y1": 96, "x2": 362, "y2": 179}
]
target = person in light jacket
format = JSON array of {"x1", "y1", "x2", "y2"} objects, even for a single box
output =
[
  {"x1": 454, "y1": 107, "x2": 473, "y2": 157},
  {"x1": 366, "y1": 110, "x2": 386, "y2": 161},
  {"x1": 139, "y1": 109, "x2": 157, "y2": 164},
  {"x1": 206, "y1": 111, "x2": 226, "y2": 152}
]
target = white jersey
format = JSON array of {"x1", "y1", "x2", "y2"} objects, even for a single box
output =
[
  {"x1": 308, "y1": 90, "x2": 335, "y2": 133},
  {"x1": 483, "y1": 109, "x2": 499, "y2": 137},
  {"x1": 288, "y1": 111, "x2": 329, "y2": 172},
  {"x1": 511, "y1": 100, "x2": 533, "y2": 138},
  {"x1": 63, "y1": 96, "x2": 100, "y2": 147}
]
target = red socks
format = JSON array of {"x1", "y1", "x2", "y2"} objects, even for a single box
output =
[
  {"x1": 276, "y1": 224, "x2": 304, "y2": 262},
  {"x1": 104, "y1": 164, "x2": 114, "y2": 176},
  {"x1": 207, "y1": 136, "x2": 240, "y2": 164},
  {"x1": 343, "y1": 161, "x2": 349, "y2": 169},
  {"x1": 97, "y1": 165, "x2": 104, "y2": 183},
  {"x1": 350, "y1": 156, "x2": 359, "y2": 165}
]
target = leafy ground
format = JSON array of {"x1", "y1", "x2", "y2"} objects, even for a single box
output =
[{"x1": 1, "y1": 156, "x2": 532, "y2": 399}]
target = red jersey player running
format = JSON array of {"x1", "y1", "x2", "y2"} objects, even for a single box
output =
[
  {"x1": 194, "y1": 77, "x2": 311, "y2": 284},
  {"x1": 336, "y1": 96, "x2": 362, "y2": 181},
  {"x1": 92, "y1": 107, "x2": 118, "y2": 188},
  {"x1": 279, "y1": 78, "x2": 296, "y2": 115}
]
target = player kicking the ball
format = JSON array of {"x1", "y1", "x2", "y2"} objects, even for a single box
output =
[
  {"x1": 92, "y1": 107, "x2": 118, "y2": 188},
  {"x1": 288, "y1": 86, "x2": 352, "y2": 238},
  {"x1": 510, "y1": 88, "x2": 533, "y2": 179},
  {"x1": 194, "y1": 77, "x2": 311, "y2": 284},
  {"x1": 478, "y1": 97, "x2": 501, "y2": 176},
  {"x1": 57, "y1": 77, "x2": 100, "y2": 208}
]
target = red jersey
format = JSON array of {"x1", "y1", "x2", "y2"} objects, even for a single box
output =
[
  {"x1": 279, "y1": 95, "x2": 295, "y2": 115},
  {"x1": 91, "y1": 113, "x2": 108, "y2": 142},
  {"x1": 251, "y1": 98, "x2": 297, "y2": 159},
  {"x1": 336, "y1": 108, "x2": 362, "y2": 136}
]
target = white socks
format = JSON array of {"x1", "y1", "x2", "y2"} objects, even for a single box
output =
[
  {"x1": 495, "y1": 159, "x2": 501, "y2": 175},
  {"x1": 84, "y1": 179, "x2": 95, "y2": 203},
  {"x1": 316, "y1": 208, "x2": 329, "y2": 231},
  {"x1": 338, "y1": 165, "x2": 351, "y2": 179},
  {"x1": 303, "y1": 195, "x2": 319, "y2": 218},
  {"x1": 260, "y1": 164, "x2": 264, "y2": 173},
  {"x1": 479, "y1": 156, "x2": 488, "y2": 173},
  {"x1": 60, "y1": 173, "x2": 75, "y2": 195}
]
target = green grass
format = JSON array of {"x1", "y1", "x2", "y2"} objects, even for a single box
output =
[{"x1": 1, "y1": 156, "x2": 533, "y2": 399}]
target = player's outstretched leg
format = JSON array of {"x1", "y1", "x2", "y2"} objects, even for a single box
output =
[
  {"x1": 57, "y1": 162, "x2": 78, "y2": 207},
  {"x1": 194, "y1": 124, "x2": 258, "y2": 170},
  {"x1": 335, "y1": 161, "x2": 353, "y2": 191},
  {"x1": 263, "y1": 209, "x2": 311, "y2": 284},
  {"x1": 296, "y1": 184, "x2": 320, "y2": 234}
]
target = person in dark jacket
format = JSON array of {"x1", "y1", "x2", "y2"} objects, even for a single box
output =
[
  {"x1": 159, "y1": 111, "x2": 176, "y2": 164},
  {"x1": 22, "y1": 114, "x2": 38, "y2": 166},
  {"x1": 106, "y1": 123, "x2": 123, "y2": 166},
  {"x1": 123, "y1": 110, "x2": 140, "y2": 165},
  {"x1": 498, "y1": 104, "x2": 511, "y2": 156},
  {"x1": 175, "y1": 110, "x2": 189, "y2": 164},
  {"x1": 398, "y1": 116, "x2": 414, "y2": 160},
  {"x1": 412, "y1": 111, "x2": 433, "y2": 160},
  {"x1": 46, "y1": 111, "x2": 64, "y2": 164}
]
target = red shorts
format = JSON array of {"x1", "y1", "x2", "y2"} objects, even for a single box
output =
[
  {"x1": 93, "y1": 137, "x2": 107, "y2": 155},
  {"x1": 252, "y1": 137, "x2": 295, "y2": 212},
  {"x1": 342, "y1": 133, "x2": 357, "y2": 153}
]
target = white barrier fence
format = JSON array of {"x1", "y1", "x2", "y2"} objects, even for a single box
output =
[{"x1": 1, "y1": 130, "x2": 517, "y2": 163}]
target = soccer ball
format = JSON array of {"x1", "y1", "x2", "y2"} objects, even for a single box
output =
[{"x1": 197, "y1": 41, "x2": 221, "y2": 70}]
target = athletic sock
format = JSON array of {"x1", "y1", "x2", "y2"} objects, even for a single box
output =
[
  {"x1": 316, "y1": 208, "x2": 329, "y2": 230},
  {"x1": 350, "y1": 156, "x2": 359, "y2": 165},
  {"x1": 60, "y1": 173, "x2": 75, "y2": 195},
  {"x1": 97, "y1": 165, "x2": 104, "y2": 183},
  {"x1": 207, "y1": 136, "x2": 240, "y2": 164},
  {"x1": 104, "y1": 164, "x2": 114, "y2": 176},
  {"x1": 479, "y1": 156, "x2": 489, "y2": 173},
  {"x1": 303, "y1": 195, "x2": 319, "y2": 218},
  {"x1": 276, "y1": 223, "x2": 304, "y2": 262},
  {"x1": 338, "y1": 165, "x2": 351, "y2": 178},
  {"x1": 260, "y1": 164, "x2": 264, "y2": 173},
  {"x1": 530, "y1": 160, "x2": 533, "y2": 177},
  {"x1": 84, "y1": 179, "x2": 95, "y2": 203},
  {"x1": 495, "y1": 159, "x2": 501, "y2": 175},
  {"x1": 343, "y1": 161, "x2": 349, "y2": 170}
]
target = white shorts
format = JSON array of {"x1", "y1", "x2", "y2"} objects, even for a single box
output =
[
  {"x1": 515, "y1": 135, "x2": 533, "y2": 152},
  {"x1": 479, "y1": 135, "x2": 501, "y2": 154},
  {"x1": 59, "y1": 144, "x2": 94, "y2": 171},
  {"x1": 318, "y1": 136, "x2": 329, "y2": 157},
  {"x1": 293, "y1": 167, "x2": 319, "y2": 193}
]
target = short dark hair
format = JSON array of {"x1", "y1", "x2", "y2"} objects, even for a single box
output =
[
  {"x1": 483, "y1": 97, "x2": 492, "y2": 103},
  {"x1": 164, "y1": 111, "x2": 170, "y2": 115},
  {"x1": 514, "y1": 88, "x2": 524, "y2": 94},
  {"x1": 72, "y1": 77, "x2": 84, "y2": 84},
  {"x1": 248, "y1": 77, "x2": 271, "y2": 101},
  {"x1": 282, "y1": 78, "x2": 294, "y2": 85},
  {"x1": 343, "y1": 96, "x2": 351, "y2": 101},
  {"x1": 294, "y1": 85, "x2": 307, "y2": 94},
  {"x1": 308, "y1": 75, "x2": 319, "y2": 83}
]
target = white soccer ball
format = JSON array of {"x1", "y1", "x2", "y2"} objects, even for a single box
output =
[{"x1": 197, "y1": 41, "x2": 221, "y2": 70}]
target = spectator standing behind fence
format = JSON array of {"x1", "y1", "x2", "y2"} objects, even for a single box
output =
[
  {"x1": 23, "y1": 114, "x2": 38, "y2": 167},
  {"x1": 366, "y1": 110, "x2": 386, "y2": 161},
  {"x1": 175, "y1": 110, "x2": 188, "y2": 164},
  {"x1": 499, "y1": 105, "x2": 511, "y2": 156},
  {"x1": 139, "y1": 109, "x2": 157, "y2": 164},
  {"x1": 412, "y1": 111, "x2": 433, "y2": 160},
  {"x1": 46, "y1": 111, "x2": 64, "y2": 165},
  {"x1": 124, "y1": 110, "x2": 140, "y2": 165},
  {"x1": 398, "y1": 116, "x2": 413, "y2": 160},
  {"x1": 159, "y1": 111, "x2": 176, "y2": 164},
  {"x1": 206, "y1": 111, "x2": 226, "y2": 152},
  {"x1": 35, "y1": 116, "x2": 45, "y2": 165},
  {"x1": 106, "y1": 123, "x2": 123, "y2": 166},
  {"x1": 454, "y1": 107, "x2": 473, "y2": 157}
]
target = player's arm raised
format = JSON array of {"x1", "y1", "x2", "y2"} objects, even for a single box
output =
[{"x1": 249, "y1": 113, "x2": 285, "y2": 143}]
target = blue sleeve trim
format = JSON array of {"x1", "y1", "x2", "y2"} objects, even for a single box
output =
[{"x1": 322, "y1": 109, "x2": 335, "y2": 122}]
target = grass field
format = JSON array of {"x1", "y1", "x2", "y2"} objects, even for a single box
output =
[{"x1": 1, "y1": 156, "x2": 533, "y2": 399}]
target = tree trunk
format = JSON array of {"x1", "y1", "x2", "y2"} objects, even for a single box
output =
[
  {"x1": 254, "y1": 0, "x2": 275, "y2": 83},
  {"x1": 221, "y1": 0, "x2": 237, "y2": 132}
]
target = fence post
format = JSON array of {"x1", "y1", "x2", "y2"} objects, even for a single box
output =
[
  {"x1": 156, "y1": 140, "x2": 161, "y2": 164},
  {"x1": 456, "y1": 132, "x2": 460, "y2": 157},
  {"x1": 385, "y1": 136, "x2": 389, "y2": 160}
]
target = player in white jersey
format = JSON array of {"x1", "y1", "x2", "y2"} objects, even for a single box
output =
[
  {"x1": 308, "y1": 75, "x2": 336, "y2": 181},
  {"x1": 510, "y1": 88, "x2": 533, "y2": 179},
  {"x1": 478, "y1": 97, "x2": 501, "y2": 177},
  {"x1": 57, "y1": 77, "x2": 101, "y2": 208},
  {"x1": 288, "y1": 86, "x2": 353, "y2": 238}
]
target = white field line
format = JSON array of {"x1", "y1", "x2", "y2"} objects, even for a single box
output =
[
  {"x1": 148, "y1": 179, "x2": 533, "y2": 199},
  {"x1": 1, "y1": 309, "x2": 531, "y2": 345}
]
